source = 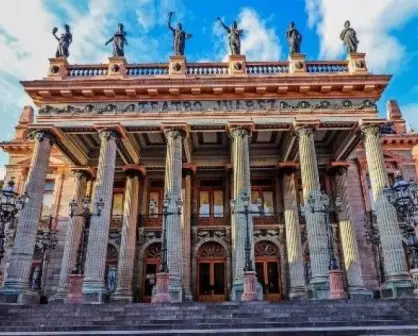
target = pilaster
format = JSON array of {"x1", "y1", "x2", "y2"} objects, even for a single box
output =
[
  {"x1": 295, "y1": 124, "x2": 330, "y2": 299},
  {"x1": 0, "y1": 131, "x2": 55, "y2": 304},
  {"x1": 182, "y1": 167, "x2": 194, "y2": 300},
  {"x1": 361, "y1": 122, "x2": 413, "y2": 298},
  {"x1": 82, "y1": 130, "x2": 119, "y2": 303}
]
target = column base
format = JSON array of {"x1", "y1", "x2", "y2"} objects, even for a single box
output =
[
  {"x1": 289, "y1": 286, "x2": 307, "y2": 300},
  {"x1": 347, "y1": 286, "x2": 374, "y2": 300},
  {"x1": 329, "y1": 269, "x2": 347, "y2": 300},
  {"x1": 168, "y1": 275, "x2": 183, "y2": 303},
  {"x1": 231, "y1": 279, "x2": 263, "y2": 302},
  {"x1": 49, "y1": 288, "x2": 67, "y2": 303},
  {"x1": 241, "y1": 271, "x2": 258, "y2": 302},
  {"x1": 82, "y1": 280, "x2": 109, "y2": 304},
  {"x1": 112, "y1": 289, "x2": 134, "y2": 303},
  {"x1": 152, "y1": 272, "x2": 171, "y2": 303},
  {"x1": 409, "y1": 268, "x2": 418, "y2": 298},
  {"x1": 307, "y1": 278, "x2": 330, "y2": 300},
  {"x1": 66, "y1": 274, "x2": 84, "y2": 304},
  {"x1": 0, "y1": 287, "x2": 39, "y2": 304},
  {"x1": 380, "y1": 279, "x2": 414, "y2": 299}
]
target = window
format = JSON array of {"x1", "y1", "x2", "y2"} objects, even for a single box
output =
[
  {"x1": 251, "y1": 179, "x2": 275, "y2": 216},
  {"x1": 198, "y1": 180, "x2": 224, "y2": 218},
  {"x1": 41, "y1": 181, "x2": 55, "y2": 219},
  {"x1": 111, "y1": 193, "x2": 124, "y2": 217}
]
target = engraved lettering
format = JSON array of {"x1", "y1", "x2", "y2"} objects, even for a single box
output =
[
  {"x1": 183, "y1": 101, "x2": 192, "y2": 111},
  {"x1": 246, "y1": 100, "x2": 254, "y2": 110},
  {"x1": 171, "y1": 102, "x2": 181, "y2": 111},
  {"x1": 150, "y1": 102, "x2": 158, "y2": 111},
  {"x1": 193, "y1": 101, "x2": 203, "y2": 110},
  {"x1": 162, "y1": 101, "x2": 169, "y2": 112}
]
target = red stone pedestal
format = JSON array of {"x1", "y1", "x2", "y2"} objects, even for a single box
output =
[
  {"x1": 329, "y1": 269, "x2": 347, "y2": 300},
  {"x1": 152, "y1": 272, "x2": 171, "y2": 303},
  {"x1": 66, "y1": 274, "x2": 84, "y2": 304},
  {"x1": 241, "y1": 271, "x2": 258, "y2": 302}
]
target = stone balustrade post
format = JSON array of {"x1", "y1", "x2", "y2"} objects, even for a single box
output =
[
  {"x1": 282, "y1": 171, "x2": 306, "y2": 299},
  {"x1": 0, "y1": 131, "x2": 55, "y2": 304},
  {"x1": 82, "y1": 130, "x2": 119, "y2": 303},
  {"x1": 333, "y1": 167, "x2": 372, "y2": 298},
  {"x1": 113, "y1": 170, "x2": 140, "y2": 302},
  {"x1": 361, "y1": 123, "x2": 413, "y2": 298},
  {"x1": 163, "y1": 129, "x2": 184, "y2": 302},
  {"x1": 52, "y1": 171, "x2": 89, "y2": 301},
  {"x1": 296, "y1": 125, "x2": 330, "y2": 299}
]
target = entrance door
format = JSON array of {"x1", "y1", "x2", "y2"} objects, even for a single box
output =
[
  {"x1": 141, "y1": 243, "x2": 161, "y2": 302},
  {"x1": 255, "y1": 241, "x2": 282, "y2": 301},
  {"x1": 197, "y1": 242, "x2": 227, "y2": 302}
]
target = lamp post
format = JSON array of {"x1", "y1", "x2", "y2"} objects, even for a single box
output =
[
  {"x1": 383, "y1": 171, "x2": 418, "y2": 295},
  {"x1": 152, "y1": 193, "x2": 182, "y2": 303},
  {"x1": 230, "y1": 192, "x2": 262, "y2": 302},
  {"x1": 303, "y1": 190, "x2": 347, "y2": 300},
  {"x1": 66, "y1": 196, "x2": 104, "y2": 303},
  {"x1": 0, "y1": 178, "x2": 29, "y2": 273}
]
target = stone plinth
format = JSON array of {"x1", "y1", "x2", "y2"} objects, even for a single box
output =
[
  {"x1": 152, "y1": 272, "x2": 171, "y2": 303},
  {"x1": 228, "y1": 55, "x2": 247, "y2": 77},
  {"x1": 48, "y1": 57, "x2": 69, "y2": 79},
  {"x1": 288, "y1": 53, "x2": 306, "y2": 74},
  {"x1": 329, "y1": 269, "x2": 348, "y2": 300},
  {"x1": 347, "y1": 53, "x2": 367, "y2": 74},
  {"x1": 66, "y1": 274, "x2": 84, "y2": 304},
  {"x1": 241, "y1": 271, "x2": 258, "y2": 302},
  {"x1": 107, "y1": 56, "x2": 127, "y2": 79},
  {"x1": 169, "y1": 55, "x2": 186, "y2": 78}
]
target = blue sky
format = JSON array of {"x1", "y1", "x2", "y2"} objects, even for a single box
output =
[{"x1": 0, "y1": 0, "x2": 418, "y2": 177}]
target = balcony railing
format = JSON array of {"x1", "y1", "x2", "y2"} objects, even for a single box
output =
[
  {"x1": 246, "y1": 62, "x2": 289, "y2": 75},
  {"x1": 67, "y1": 65, "x2": 108, "y2": 77},
  {"x1": 186, "y1": 63, "x2": 229, "y2": 76},
  {"x1": 305, "y1": 61, "x2": 348, "y2": 73},
  {"x1": 192, "y1": 214, "x2": 230, "y2": 227},
  {"x1": 139, "y1": 214, "x2": 163, "y2": 228},
  {"x1": 253, "y1": 213, "x2": 281, "y2": 226},
  {"x1": 126, "y1": 64, "x2": 169, "y2": 76}
]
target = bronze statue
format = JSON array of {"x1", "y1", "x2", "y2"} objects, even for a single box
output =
[
  {"x1": 105, "y1": 23, "x2": 128, "y2": 57},
  {"x1": 217, "y1": 18, "x2": 244, "y2": 55},
  {"x1": 168, "y1": 12, "x2": 192, "y2": 56},
  {"x1": 52, "y1": 25, "x2": 72, "y2": 58},
  {"x1": 340, "y1": 20, "x2": 359, "y2": 53},
  {"x1": 286, "y1": 22, "x2": 302, "y2": 54}
]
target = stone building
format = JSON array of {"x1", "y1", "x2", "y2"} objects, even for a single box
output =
[{"x1": 1, "y1": 53, "x2": 418, "y2": 303}]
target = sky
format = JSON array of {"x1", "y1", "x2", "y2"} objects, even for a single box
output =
[{"x1": 0, "y1": 0, "x2": 418, "y2": 179}]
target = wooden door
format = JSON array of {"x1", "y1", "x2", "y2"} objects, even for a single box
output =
[
  {"x1": 141, "y1": 243, "x2": 161, "y2": 302},
  {"x1": 255, "y1": 241, "x2": 282, "y2": 301},
  {"x1": 197, "y1": 242, "x2": 227, "y2": 302}
]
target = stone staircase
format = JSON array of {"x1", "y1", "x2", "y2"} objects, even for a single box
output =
[{"x1": 1, "y1": 300, "x2": 418, "y2": 335}]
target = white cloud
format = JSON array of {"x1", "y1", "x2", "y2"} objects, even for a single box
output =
[
  {"x1": 0, "y1": 167, "x2": 5, "y2": 181},
  {"x1": 400, "y1": 103, "x2": 418, "y2": 131},
  {"x1": 214, "y1": 8, "x2": 281, "y2": 62},
  {"x1": 305, "y1": 0, "x2": 418, "y2": 72}
]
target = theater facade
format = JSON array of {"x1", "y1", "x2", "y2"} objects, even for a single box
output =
[{"x1": 1, "y1": 52, "x2": 418, "y2": 304}]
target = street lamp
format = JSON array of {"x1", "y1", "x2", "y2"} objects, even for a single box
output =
[
  {"x1": 0, "y1": 178, "x2": 29, "y2": 265},
  {"x1": 152, "y1": 193, "x2": 182, "y2": 303},
  {"x1": 230, "y1": 192, "x2": 262, "y2": 301},
  {"x1": 69, "y1": 196, "x2": 105, "y2": 274},
  {"x1": 383, "y1": 171, "x2": 418, "y2": 269},
  {"x1": 303, "y1": 190, "x2": 347, "y2": 300}
]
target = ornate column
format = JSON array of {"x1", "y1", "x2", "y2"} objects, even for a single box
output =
[
  {"x1": 361, "y1": 123, "x2": 413, "y2": 298},
  {"x1": 82, "y1": 130, "x2": 119, "y2": 303},
  {"x1": 52, "y1": 171, "x2": 89, "y2": 301},
  {"x1": 163, "y1": 129, "x2": 184, "y2": 302},
  {"x1": 0, "y1": 131, "x2": 55, "y2": 303},
  {"x1": 282, "y1": 171, "x2": 306, "y2": 299},
  {"x1": 182, "y1": 168, "x2": 194, "y2": 300},
  {"x1": 113, "y1": 170, "x2": 140, "y2": 302},
  {"x1": 230, "y1": 127, "x2": 260, "y2": 301},
  {"x1": 296, "y1": 125, "x2": 329, "y2": 299},
  {"x1": 334, "y1": 168, "x2": 372, "y2": 298}
]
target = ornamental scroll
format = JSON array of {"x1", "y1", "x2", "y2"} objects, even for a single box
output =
[{"x1": 39, "y1": 99, "x2": 378, "y2": 115}]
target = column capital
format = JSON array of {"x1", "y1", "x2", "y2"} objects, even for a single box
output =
[
  {"x1": 327, "y1": 161, "x2": 351, "y2": 175},
  {"x1": 98, "y1": 129, "x2": 120, "y2": 141},
  {"x1": 164, "y1": 128, "x2": 185, "y2": 140},
  {"x1": 227, "y1": 122, "x2": 254, "y2": 137},
  {"x1": 277, "y1": 162, "x2": 299, "y2": 175},
  {"x1": 30, "y1": 130, "x2": 56, "y2": 145},
  {"x1": 293, "y1": 123, "x2": 318, "y2": 138},
  {"x1": 73, "y1": 170, "x2": 90, "y2": 181},
  {"x1": 121, "y1": 164, "x2": 146, "y2": 177}
]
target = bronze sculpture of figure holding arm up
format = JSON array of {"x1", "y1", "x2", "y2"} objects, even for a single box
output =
[
  {"x1": 340, "y1": 20, "x2": 359, "y2": 53},
  {"x1": 168, "y1": 12, "x2": 192, "y2": 56},
  {"x1": 105, "y1": 23, "x2": 128, "y2": 57},
  {"x1": 217, "y1": 17, "x2": 244, "y2": 55},
  {"x1": 286, "y1": 22, "x2": 302, "y2": 54},
  {"x1": 52, "y1": 24, "x2": 72, "y2": 58}
]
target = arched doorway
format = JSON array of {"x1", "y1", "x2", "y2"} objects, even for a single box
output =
[
  {"x1": 255, "y1": 241, "x2": 282, "y2": 301},
  {"x1": 141, "y1": 243, "x2": 161, "y2": 302},
  {"x1": 197, "y1": 242, "x2": 227, "y2": 302}
]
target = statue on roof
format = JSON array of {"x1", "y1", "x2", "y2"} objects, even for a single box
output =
[
  {"x1": 340, "y1": 20, "x2": 359, "y2": 53},
  {"x1": 217, "y1": 17, "x2": 244, "y2": 55},
  {"x1": 286, "y1": 22, "x2": 302, "y2": 54},
  {"x1": 105, "y1": 23, "x2": 128, "y2": 57},
  {"x1": 168, "y1": 12, "x2": 192, "y2": 56},
  {"x1": 52, "y1": 25, "x2": 72, "y2": 58}
]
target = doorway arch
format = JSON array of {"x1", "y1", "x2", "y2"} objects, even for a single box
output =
[
  {"x1": 255, "y1": 241, "x2": 282, "y2": 301},
  {"x1": 196, "y1": 242, "x2": 227, "y2": 302},
  {"x1": 141, "y1": 242, "x2": 161, "y2": 302}
]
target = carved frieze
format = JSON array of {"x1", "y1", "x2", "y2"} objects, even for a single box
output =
[
  {"x1": 38, "y1": 99, "x2": 378, "y2": 115},
  {"x1": 253, "y1": 228, "x2": 284, "y2": 243},
  {"x1": 194, "y1": 229, "x2": 230, "y2": 244}
]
